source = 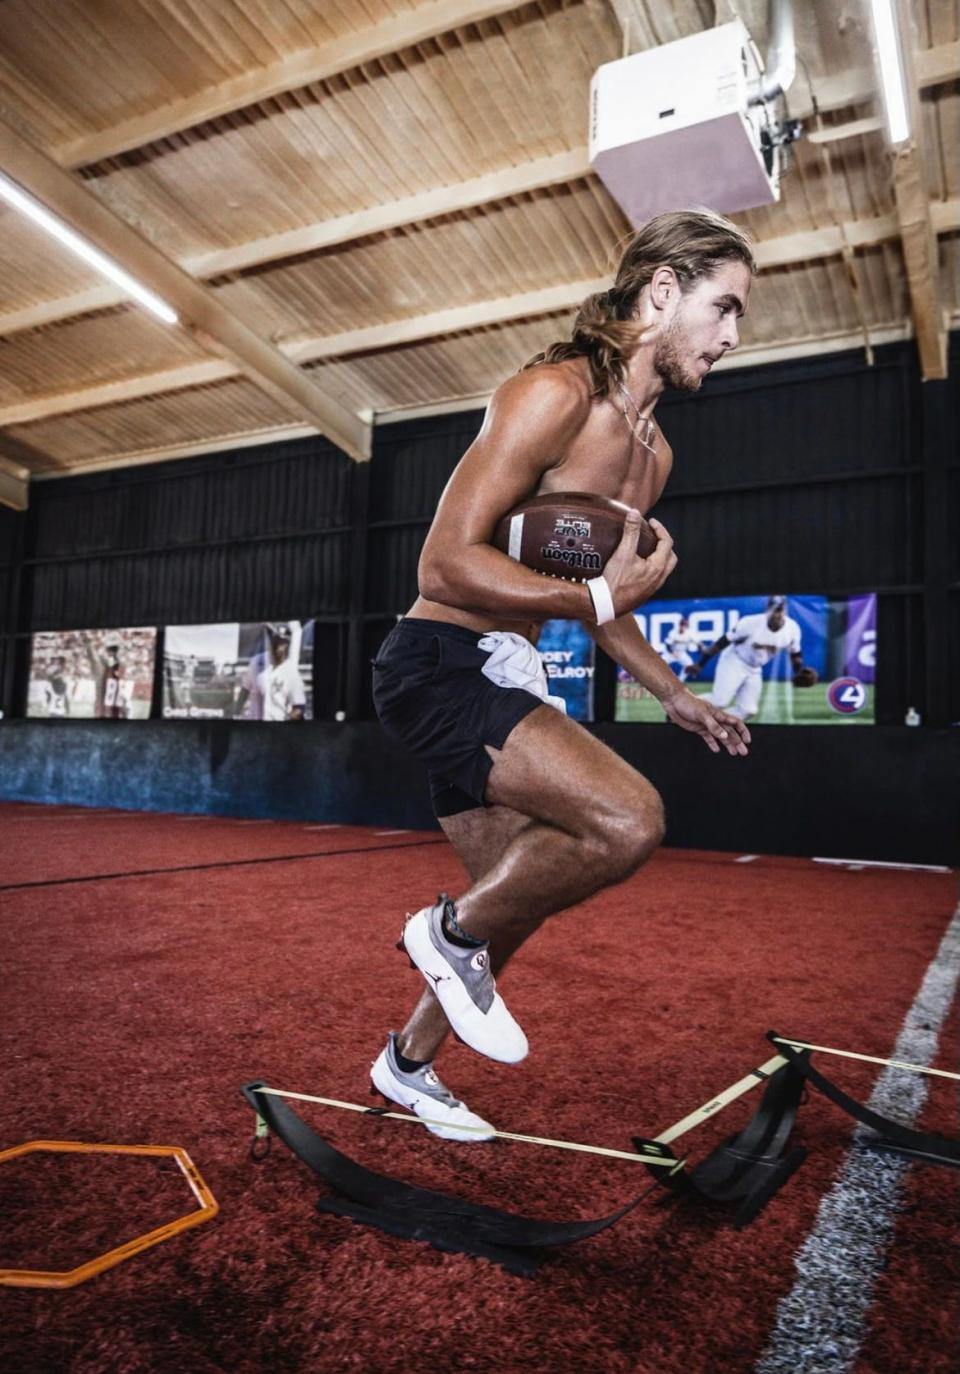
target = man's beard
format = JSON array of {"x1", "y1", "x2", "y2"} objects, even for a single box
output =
[{"x1": 653, "y1": 318, "x2": 702, "y2": 392}]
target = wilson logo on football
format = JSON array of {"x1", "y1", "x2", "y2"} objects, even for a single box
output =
[{"x1": 539, "y1": 545, "x2": 603, "y2": 571}]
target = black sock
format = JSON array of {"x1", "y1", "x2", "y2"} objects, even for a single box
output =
[
  {"x1": 394, "y1": 1043, "x2": 430, "y2": 1074},
  {"x1": 440, "y1": 898, "x2": 484, "y2": 949}
]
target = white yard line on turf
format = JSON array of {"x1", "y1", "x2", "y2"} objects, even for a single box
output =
[
  {"x1": 735, "y1": 854, "x2": 759, "y2": 863},
  {"x1": 813, "y1": 856, "x2": 951, "y2": 874},
  {"x1": 755, "y1": 900, "x2": 960, "y2": 1374}
]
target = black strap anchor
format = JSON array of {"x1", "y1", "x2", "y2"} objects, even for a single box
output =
[
  {"x1": 633, "y1": 1049, "x2": 810, "y2": 1228},
  {"x1": 766, "y1": 1031, "x2": 960, "y2": 1169}
]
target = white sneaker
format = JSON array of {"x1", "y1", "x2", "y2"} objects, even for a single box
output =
[
  {"x1": 400, "y1": 895, "x2": 528, "y2": 1065},
  {"x1": 370, "y1": 1034, "x2": 496, "y2": 1143}
]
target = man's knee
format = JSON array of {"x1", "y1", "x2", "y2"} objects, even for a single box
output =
[{"x1": 589, "y1": 785, "x2": 665, "y2": 881}]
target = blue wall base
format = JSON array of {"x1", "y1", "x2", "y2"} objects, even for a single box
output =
[{"x1": 1, "y1": 721, "x2": 956, "y2": 865}]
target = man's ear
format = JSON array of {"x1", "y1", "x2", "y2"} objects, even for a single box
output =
[{"x1": 648, "y1": 265, "x2": 679, "y2": 313}]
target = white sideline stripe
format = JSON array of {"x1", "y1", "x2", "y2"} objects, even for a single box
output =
[
  {"x1": 813, "y1": 856, "x2": 952, "y2": 874},
  {"x1": 303, "y1": 824, "x2": 343, "y2": 831},
  {"x1": 375, "y1": 828, "x2": 410, "y2": 836},
  {"x1": 735, "y1": 854, "x2": 759, "y2": 863},
  {"x1": 755, "y1": 901, "x2": 960, "y2": 1374}
]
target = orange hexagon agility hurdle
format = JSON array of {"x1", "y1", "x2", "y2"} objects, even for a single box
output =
[{"x1": 0, "y1": 1140, "x2": 219, "y2": 1289}]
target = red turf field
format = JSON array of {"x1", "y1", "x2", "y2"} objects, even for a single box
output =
[{"x1": 1, "y1": 802, "x2": 957, "y2": 1374}]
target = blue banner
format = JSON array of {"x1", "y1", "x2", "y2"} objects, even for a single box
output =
[
  {"x1": 537, "y1": 619, "x2": 595, "y2": 721},
  {"x1": 616, "y1": 594, "x2": 875, "y2": 725}
]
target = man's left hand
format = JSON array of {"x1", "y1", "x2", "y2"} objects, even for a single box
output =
[{"x1": 662, "y1": 689, "x2": 751, "y2": 756}]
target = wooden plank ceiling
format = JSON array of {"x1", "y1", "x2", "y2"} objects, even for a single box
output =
[{"x1": 0, "y1": 0, "x2": 956, "y2": 485}]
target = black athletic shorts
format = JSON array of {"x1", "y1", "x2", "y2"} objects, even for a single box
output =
[{"x1": 372, "y1": 618, "x2": 544, "y2": 818}]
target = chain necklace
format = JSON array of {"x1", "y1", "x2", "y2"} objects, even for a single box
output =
[{"x1": 617, "y1": 381, "x2": 657, "y2": 453}]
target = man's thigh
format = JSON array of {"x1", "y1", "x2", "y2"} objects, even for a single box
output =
[
  {"x1": 440, "y1": 804, "x2": 533, "y2": 882},
  {"x1": 483, "y1": 703, "x2": 659, "y2": 834}
]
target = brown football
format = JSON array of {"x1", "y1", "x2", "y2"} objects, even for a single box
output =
[{"x1": 492, "y1": 491, "x2": 658, "y2": 580}]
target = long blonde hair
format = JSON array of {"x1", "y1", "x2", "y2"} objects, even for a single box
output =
[{"x1": 523, "y1": 209, "x2": 756, "y2": 395}]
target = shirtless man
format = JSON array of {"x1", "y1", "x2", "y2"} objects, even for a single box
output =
[{"x1": 371, "y1": 210, "x2": 755, "y2": 1140}]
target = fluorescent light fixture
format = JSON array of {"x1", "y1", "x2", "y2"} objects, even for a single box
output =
[
  {"x1": 0, "y1": 172, "x2": 179, "y2": 324},
  {"x1": 869, "y1": 0, "x2": 910, "y2": 144}
]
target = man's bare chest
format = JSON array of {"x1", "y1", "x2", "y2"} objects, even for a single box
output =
[{"x1": 535, "y1": 431, "x2": 670, "y2": 515}]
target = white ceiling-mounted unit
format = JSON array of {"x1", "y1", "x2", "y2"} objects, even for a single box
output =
[{"x1": 589, "y1": 21, "x2": 786, "y2": 226}]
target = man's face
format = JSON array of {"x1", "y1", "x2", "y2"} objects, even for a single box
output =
[
  {"x1": 766, "y1": 607, "x2": 786, "y2": 631},
  {"x1": 653, "y1": 260, "x2": 752, "y2": 392},
  {"x1": 270, "y1": 635, "x2": 290, "y2": 663}
]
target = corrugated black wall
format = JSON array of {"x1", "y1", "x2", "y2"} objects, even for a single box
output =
[{"x1": 1, "y1": 334, "x2": 957, "y2": 728}]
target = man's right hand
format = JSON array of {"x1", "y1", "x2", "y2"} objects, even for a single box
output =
[
  {"x1": 685, "y1": 663, "x2": 702, "y2": 681},
  {"x1": 604, "y1": 513, "x2": 677, "y2": 615}
]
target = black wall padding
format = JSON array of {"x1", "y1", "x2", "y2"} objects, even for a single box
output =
[
  {"x1": 20, "y1": 437, "x2": 355, "y2": 631},
  {"x1": 369, "y1": 414, "x2": 482, "y2": 523},
  {"x1": 26, "y1": 532, "x2": 351, "y2": 630}
]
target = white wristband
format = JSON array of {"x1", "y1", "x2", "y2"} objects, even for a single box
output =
[{"x1": 587, "y1": 575, "x2": 616, "y2": 626}]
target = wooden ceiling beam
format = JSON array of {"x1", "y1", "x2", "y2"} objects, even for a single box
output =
[
  {"x1": 0, "y1": 115, "x2": 372, "y2": 458},
  {"x1": 791, "y1": 38, "x2": 958, "y2": 119},
  {"x1": 0, "y1": 454, "x2": 29, "y2": 510},
  {"x1": 31, "y1": 313, "x2": 960, "y2": 480},
  {"x1": 888, "y1": 6, "x2": 948, "y2": 380},
  {"x1": 0, "y1": 148, "x2": 593, "y2": 336},
  {"x1": 49, "y1": 34, "x2": 959, "y2": 169},
  {"x1": 2, "y1": 38, "x2": 956, "y2": 340},
  {"x1": 55, "y1": 1, "x2": 527, "y2": 168},
  {"x1": 4, "y1": 198, "x2": 959, "y2": 429}
]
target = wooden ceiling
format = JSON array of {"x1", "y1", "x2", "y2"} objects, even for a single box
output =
[{"x1": 0, "y1": 0, "x2": 956, "y2": 502}]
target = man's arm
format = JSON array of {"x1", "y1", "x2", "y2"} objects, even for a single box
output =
[
  {"x1": 590, "y1": 617, "x2": 749, "y2": 756},
  {"x1": 418, "y1": 369, "x2": 676, "y2": 623}
]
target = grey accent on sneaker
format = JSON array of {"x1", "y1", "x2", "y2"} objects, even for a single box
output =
[
  {"x1": 427, "y1": 897, "x2": 495, "y2": 1014},
  {"x1": 370, "y1": 1033, "x2": 496, "y2": 1142},
  {"x1": 384, "y1": 1033, "x2": 465, "y2": 1107}
]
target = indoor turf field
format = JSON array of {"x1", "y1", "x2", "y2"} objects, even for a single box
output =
[{"x1": 2, "y1": 802, "x2": 956, "y2": 1374}]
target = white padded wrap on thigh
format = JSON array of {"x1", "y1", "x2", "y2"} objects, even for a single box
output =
[{"x1": 477, "y1": 631, "x2": 567, "y2": 715}]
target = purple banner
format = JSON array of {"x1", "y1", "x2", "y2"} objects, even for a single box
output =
[{"x1": 844, "y1": 595, "x2": 876, "y2": 684}]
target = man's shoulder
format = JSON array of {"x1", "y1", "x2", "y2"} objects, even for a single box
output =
[{"x1": 491, "y1": 362, "x2": 593, "y2": 426}]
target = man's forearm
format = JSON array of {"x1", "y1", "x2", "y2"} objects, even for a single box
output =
[
  {"x1": 589, "y1": 615, "x2": 685, "y2": 703},
  {"x1": 421, "y1": 543, "x2": 595, "y2": 622}
]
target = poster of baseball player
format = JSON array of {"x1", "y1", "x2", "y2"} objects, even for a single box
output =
[
  {"x1": 616, "y1": 594, "x2": 876, "y2": 725},
  {"x1": 26, "y1": 627, "x2": 157, "y2": 719},
  {"x1": 163, "y1": 620, "x2": 314, "y2": 721}
]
